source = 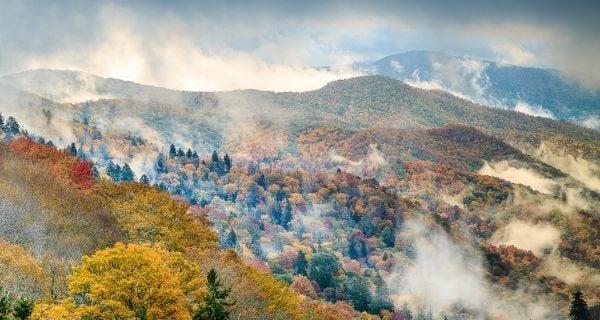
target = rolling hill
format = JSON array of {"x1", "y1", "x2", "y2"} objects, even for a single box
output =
[{"x1": 0, "y1": 70, "x2": 599, "y2": 319}]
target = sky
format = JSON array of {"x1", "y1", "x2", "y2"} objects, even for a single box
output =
[{"x1": 0, "y1": 0, "x2": 599, "y2": 91}]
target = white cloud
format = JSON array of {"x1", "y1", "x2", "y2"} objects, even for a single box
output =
[
  {"x1": 491, "y1": 42, "x2": 536, "y2": 66},
  {"x1": 24, "y1": 4, "x2": 363, "y2": 92},
  {"x1": 581, "y1": 115, "x2": 600, "y2": 130},
  {"x1": 513, "y1": 101, "x2": 555, "y2": 119},
  {"x1": 389, "y1": 221, "x2": 489, "y2": 315},
  {"x1": 533, "y1": 142, "x2": 600, "y2": 192},
  {"x1": 478, "y1": 161, "x2": 556, "y2": 194},
  {"x1": 491, "y1": 220, "x2": 560, "y2": 256}
]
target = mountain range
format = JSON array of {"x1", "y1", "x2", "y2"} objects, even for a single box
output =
[
  {"x1": 350, "y1": 51, "x2": 600, "y2": 129},
  {"x1": 0, "y1": 62, "x2": 599, "y2": 319}
]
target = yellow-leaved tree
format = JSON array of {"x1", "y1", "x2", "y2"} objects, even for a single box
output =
[
  {"x1": 93, "y1": 182, "x2": 217, "y2": 252},
  {"x1": 32, "y1": 243, "x2": 204, "y2": 320},
  {"x1": 0, "y1": 239, "x2": 50, "y2": 300}
]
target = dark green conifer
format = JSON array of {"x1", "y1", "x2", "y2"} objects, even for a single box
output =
[
  {"x1": 569, "y1": 290, "x2": 591, "y2": 320},
  {"x1": 193, "y1": 269, "x2": 234, "y2": 320}
]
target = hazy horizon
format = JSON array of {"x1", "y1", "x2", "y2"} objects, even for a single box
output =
[{"x1": 1, "y1": 0, "x2": 599, "y2": 91}]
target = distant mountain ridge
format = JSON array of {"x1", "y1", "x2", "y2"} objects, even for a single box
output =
[
  {"x1": 353, "y1": 51, "x2": 600, "y2": 129},
  {"x1": 0, "y1": 71, "x2": 599, "y2": 196}
]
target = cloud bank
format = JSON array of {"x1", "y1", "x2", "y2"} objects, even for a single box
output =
[{"x1": 1, "y1": 1, "x2": 599, "y2": 90}]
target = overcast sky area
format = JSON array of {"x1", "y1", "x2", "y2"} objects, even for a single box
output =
[{"x1": 1, "y1": 0, "x2": 599, "y2": 91}]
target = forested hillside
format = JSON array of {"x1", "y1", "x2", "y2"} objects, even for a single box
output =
[
  {"x1": 0, "y1": 72, "x2": 599, "y2": 319},
  {"x1": 0, "y1": 104, "x2": 598, "y2": 319},
  {"x1": 0, "y1": 135, "x2": 369, "y2": 319}
]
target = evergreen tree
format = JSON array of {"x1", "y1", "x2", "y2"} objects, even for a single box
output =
[
  {"x1": 348, "y1": 236, "x2": 359, "y2": 260},
  {"x1": 223, "y1": 154, "x2": 232, "y2": 173},
  {"x1": 211, "y1": 151, "x2": 221, "y2": 173},
  {"x1": 270, "y1": 201, "x2": 282, "y2": 224},
  {"x1": 169, "y1": 144, "x2": 177, "y2": 158},
  {"x1": 211, "y1": 150, "x2": 220, "y2": 164},
  {"x1": 293, "y1": 250, "x2": 308, "y2": 275},
  {"x1": 13, "y1": 298, "x2": 34, "y2": 320},
  {"x1": 381, "y1": 226, "x2": 395, "y2": 247},
  {"x1": 308, "y1": 250, "x2": 340, "y2": 289},
  {"x1": 275, "y1": 188, "x2": 286, "y2": 201},
  {"x1": 156, "y1": 154, "x2": 166, "y2": 173},
  {"x1": 177, "y1": 148, "x2": 185, "y2": 157},
  {"x1": 281, "y1": 200, "x2": 293, "y2": 230},
  {"x1": 139, "y1": 174, "x2": 150, "y2": 185},
  {"x1": 193, "y1": 269, "x2": 234, "y2": 320},
  {"x1": 192, "y1": 151, "x2": 200, "y2": 168},
  {"x1": 256, "y1": 173, "x2": 267, "y2": 190},
  {"x1": 106, "y1": 161, "x2": 115, "y2": 178},
  {"x1": 0, "y1": 113, "x2": 4, "y2": 129},
  {"x1": 249, "y1": 235, "x2": 264, "y2": 258},
  {"x1": 186, "y1": 148, "x2": 193, "y2": 158},
  {"x1": 590, "y1": 304, "x2": 600, "y2": 320},
  {"x1": 360, "y1": 241, "x2": 368, "y2": 259},
  {"x1": 342, "y1": 273, "x2": 372, "y2": 312},
  {"x1": 68, "y1": 142, "x2": 78, "y2": 156},
  {"x1": 0, "y1": 289, "x2": 10, "y2": 320},
  {"x1": 369, "y1": 274, "x2": 394, "y2": 314},
  {"x1": 4, "y1": 116, "x2": 20, "y2": 135},
  {"x1": 226, "y1": 228, "x2": 237, "y2": 249},
  {"x1": 245, "y1": 182, "x2": 261, "y2": 208},
  {"x1": 107, "y1": 163, "x2": 123, "y2": 182},
  {"x1": 121, "y1": 163, "x2": 135, "y2": 182},
  {"x1": 569, "y1": 290, "x2": 591, "y2": 320}
]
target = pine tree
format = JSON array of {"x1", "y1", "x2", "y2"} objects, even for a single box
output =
[
  {"x1": 282, "y1": 200, "x2": 293, "y2": 230},
  {"x1": 256, "y1": 173, "x2": 267, "y2": 189},
  {"x1": 293, "y1": 250, "x2": 308, "y2": 275},
  {"x1": 4, "y1": 116, "x2": 20, "y2": 135},
  {"x1": 226, "y1": 228, "x2": 237, "y2": 248},
  {"x1": 108, "y1": 163, "x2": 122, "y2": 182},
  {"x1": 0, "y1": 289, "x2": 11, "y2": 320},
  {"x1": 192, "y1": 151, "x2": 200, "y2": 168},
  {"x1": 348, "y1": 236, "x2": 359, "y2": 260},
  {"x1": 381, "y1": 226, "x2": 395, "y2": 247},
  {"x1": 211, "y1": 151, "x2": 221, "y2": 174},
  {"x1": 270, "y1": 201, "x2": 282, "y2": 224},
  {"x1": 121, "y1": 163, "x2": 135, "y2": 182},
  {"x1": 68, "y1": 143, "x2": 78, "y2": 156},
  {"x1": 169, "y1": 144, "x2": 177, "y2": 158},
  {"x1": 0, "y1": 113, "x2": 4, "y2": 129},
  {"x1": 177, "y1": 148, "x2": 185, "y2": 157},
  {"x1": 360, "y1": 241, "x2": 368, "y2": 259},
  {"x1": 223, "y1": 154, "x2": 232, "y2": 173},
  {"x1": 139, "y1": 174, "x2": 150, "y2": 185},
  {"x1": 211, "y1": 150, "x2": 219, "y2": 164},
  {"x1": 369, "y1": 274, "x2": 394, "y2": 314},
  {"x1": 13, "y1": 298, "x2": 34, "y2": 320},
  {"x1": 569, "y1": 290, "x2": 591, "y2": 320},
  {"x1": 245, "y1": 182, "x2": 261, "y2": 208},
  {"x1": 186, "y1": 148, "x2": 193, "y2": 158},
  {"x1": 156, "y1": 154, "x2": 166, "y2": 173},
  {"x1": 193, "y1": 269, "x2": 234, "y2": 320}
]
